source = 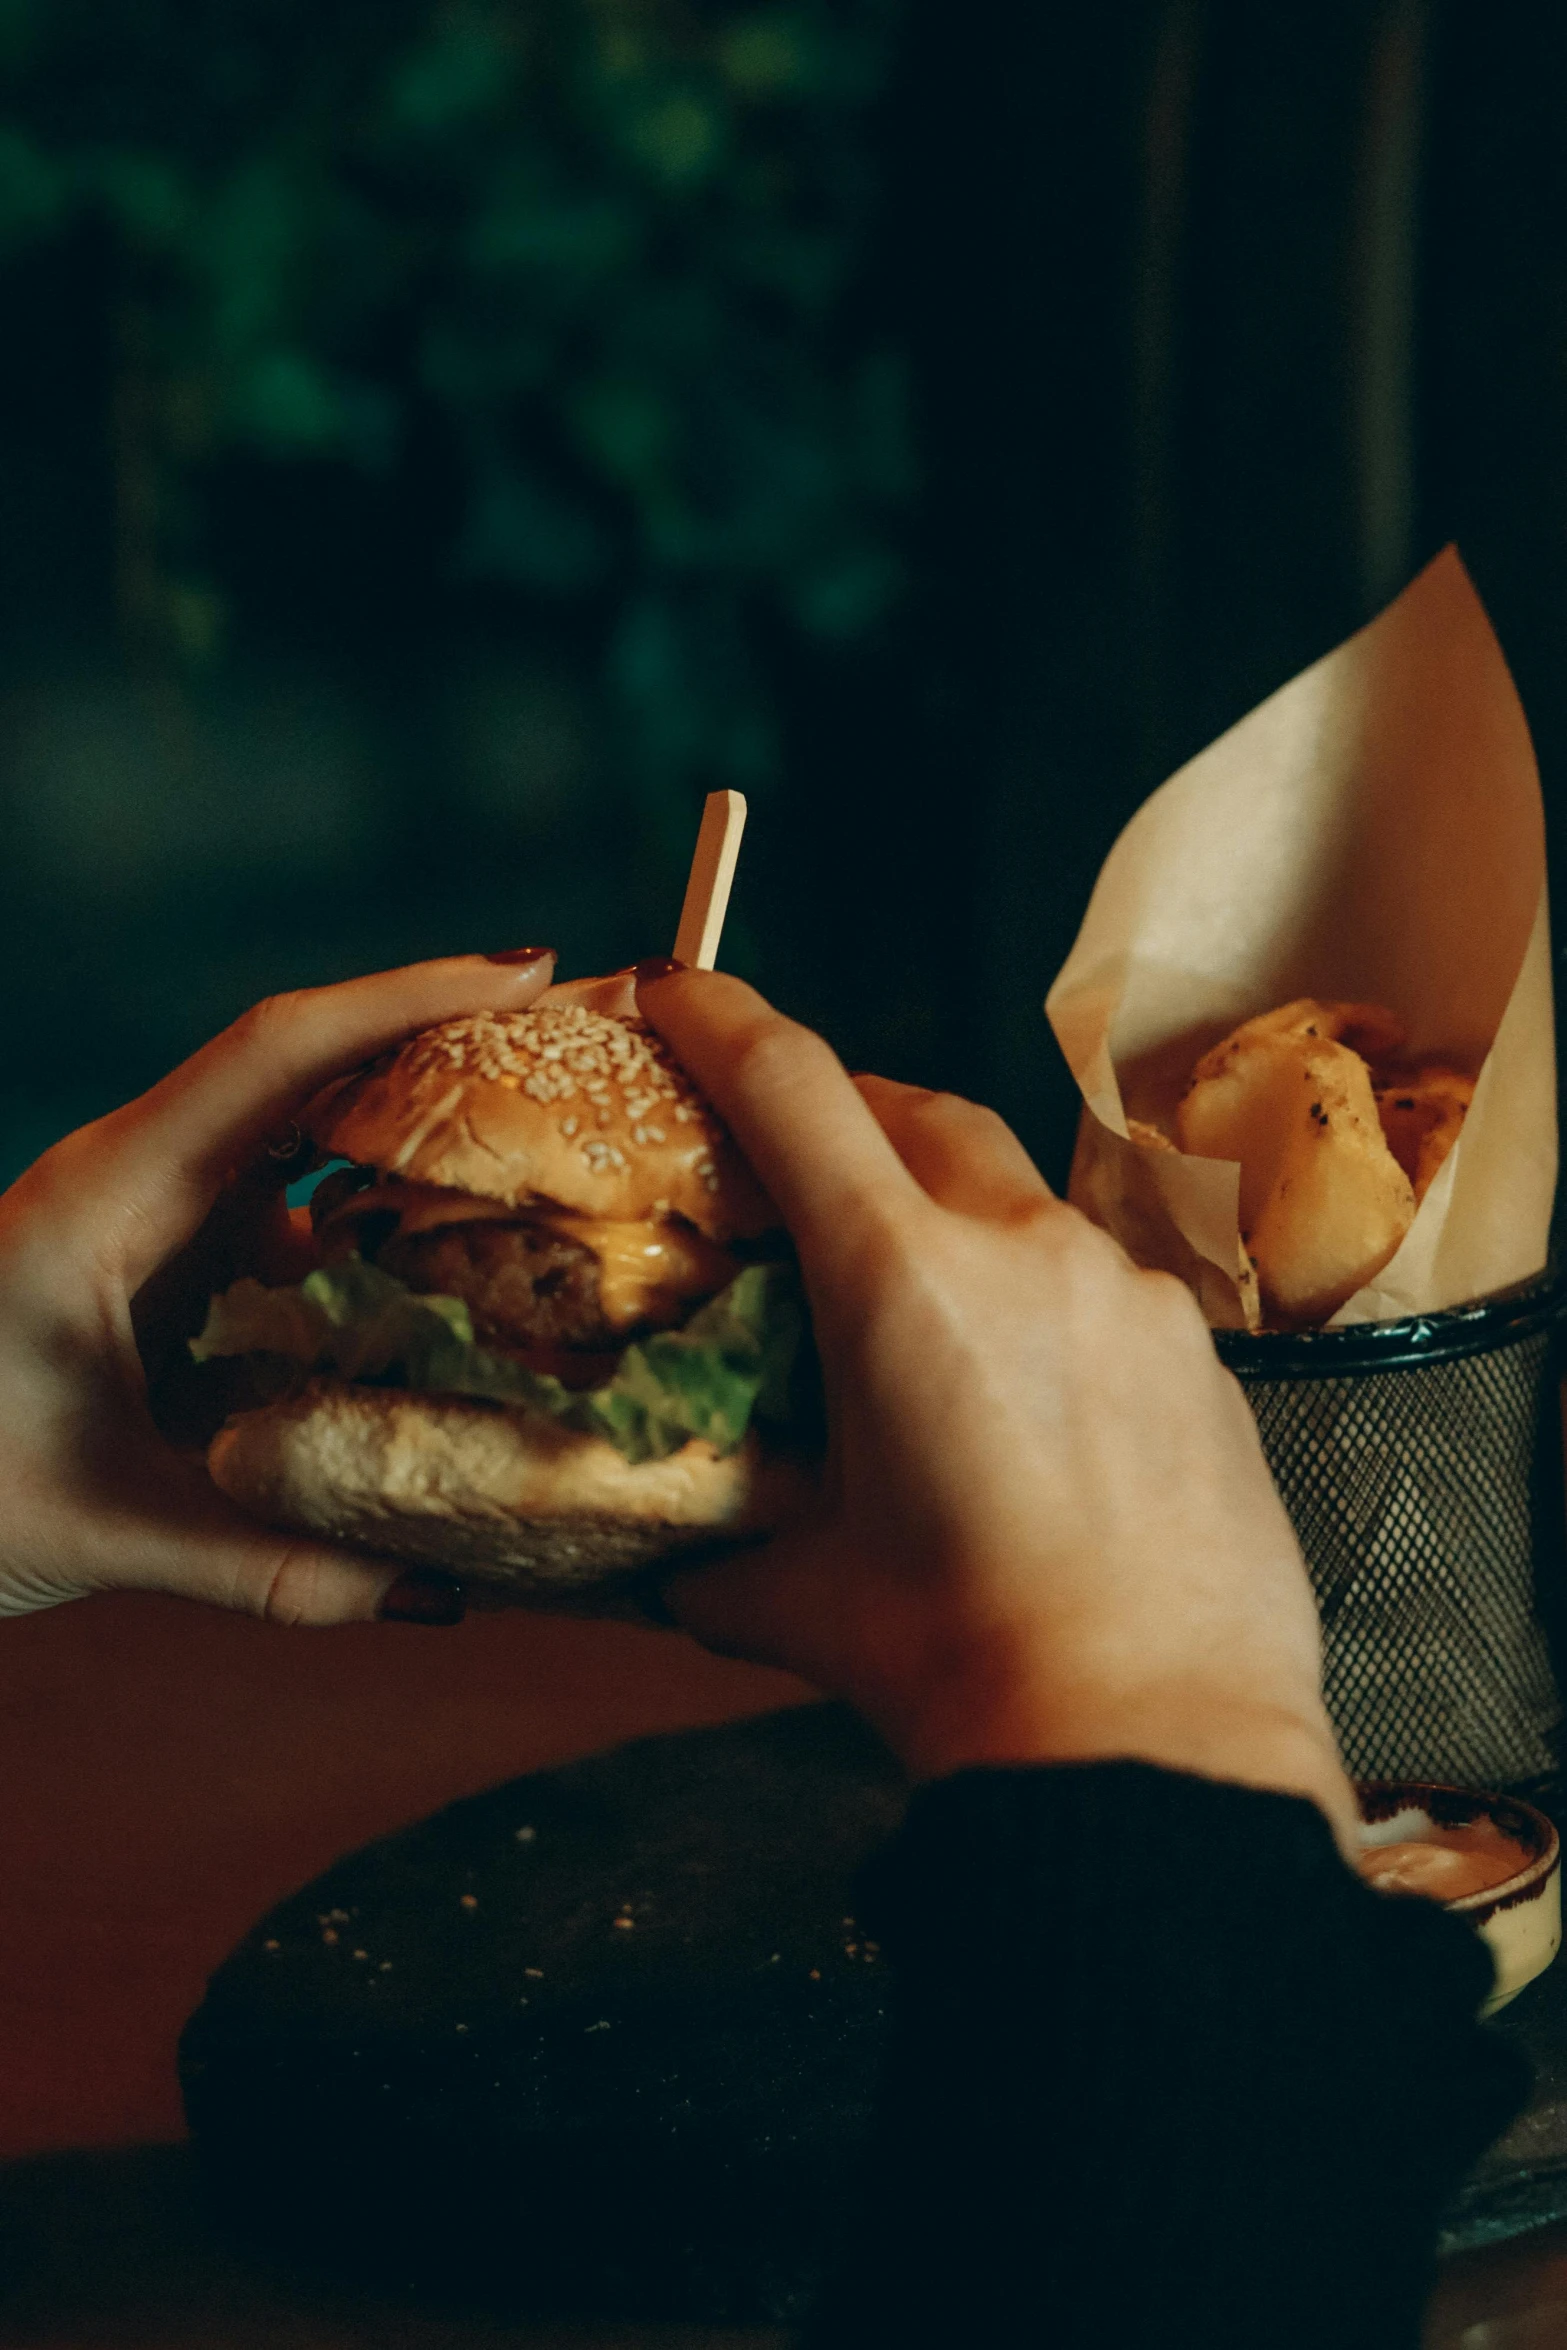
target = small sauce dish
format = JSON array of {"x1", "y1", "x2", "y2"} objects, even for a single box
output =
[{"x1": 1355, "y1": 1782, "x2": 1561, "y2": 2015}]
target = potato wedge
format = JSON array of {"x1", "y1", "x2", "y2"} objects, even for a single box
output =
[
  {"x1": 1178, "y1": 1006, "x2": 1415, "y2": 1327},
  {"x1": 1374, "y1": 1065, "x2": 1475, "y2": 1203},
  {"x1": 1200, "y1": 996, "x2": 1407, "y2": 1064}
]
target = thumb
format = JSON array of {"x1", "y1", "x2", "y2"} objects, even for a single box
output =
[{"x1": 662, "y1": 1523, "x2": 838, "y2": 1680}]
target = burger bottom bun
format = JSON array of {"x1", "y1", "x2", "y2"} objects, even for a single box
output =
[{"x1": 206, "y1": 1379, "x2": 817, "y2": 1610}]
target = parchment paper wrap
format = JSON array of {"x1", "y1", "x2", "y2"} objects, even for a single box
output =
[{"x1": 1047, "y1": 547, "x2": 1556, "y2": 1329}]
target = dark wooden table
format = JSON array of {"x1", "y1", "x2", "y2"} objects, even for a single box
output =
[{"x1": 0, "y1": 1588, "x2": 1560, "y2": 2348}]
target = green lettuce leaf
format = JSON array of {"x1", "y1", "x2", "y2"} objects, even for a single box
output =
[{"x1": 191, "y1": 1255, "x2": 809, "y2": 1465}]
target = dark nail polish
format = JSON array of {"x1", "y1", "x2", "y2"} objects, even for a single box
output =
[
  {"x1": 635, "y1": 1573, "x2": 681, "y2": 1629},
  {"x1": 378, "y1": 1569, "x2": 466, "y2": 1626},
  {"x1": 484, "y1": 946, "x2": 555, "y2": 967},
  {"x1": 632, "y1": 957, "x2": 689, "y2": 983}
]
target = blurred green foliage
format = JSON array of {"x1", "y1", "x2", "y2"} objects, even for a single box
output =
[{"x1": 0, "y1": 0, "x2": 910, "y2": 857}]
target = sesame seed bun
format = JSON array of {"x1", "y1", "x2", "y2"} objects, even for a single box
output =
[
  {"x1": 311, "y1": 1002, "x2": 777, "y2": 1244},
  {"x1": 208, "y1": 1379, "x2": 817, "y2": 1608}
]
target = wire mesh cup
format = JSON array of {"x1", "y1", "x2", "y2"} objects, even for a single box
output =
[{"x1": 1213, "y1": 1274, "x2": 1567, "y2": 1789}]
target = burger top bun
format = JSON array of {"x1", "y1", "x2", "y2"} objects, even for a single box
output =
[{"x1": 311, "y1": 1001, "x2": 778, "y2": 1244}]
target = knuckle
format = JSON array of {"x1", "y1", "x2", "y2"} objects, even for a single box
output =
[
  {"x1": 813, "y1": 1191, "x2": 923, "y2": 1317},
  {"x1": 961, "y1": 1100, "x2": 1017, "y2": 1152},
  {"x1": 1133, "y1": 1266, "x2": 1214, "y2": 1351},
  {"x1": 917, "y1": 1088, "x2": 1002, "y2": 1149},
  {"x1": 893, "y1": 1083, "x2": 1002, "y2": 1138},
  {"x1": 730, "y1": 1012, "x2": 838, "y2": 1100},
  {"x1": 257, "y1": 1543, "x2": 322, "y2": 1627},
  {"x1": 1137, "y1": 1265, "x2": 1208, "y2": 1328},
  {"x1": 877, "y1": 1077, "x2": 942, "y2": 1113},
  {"x1": 230, "y1": 991, "x2": 298, "y2": 1060},
  {"x1": 1042, "y1": 1202, "x2": 1124, "y2": 1272},
  {"x1": 926, "y1": 1085, "x2": 990, "y2": 1126},
  {"x1": 852, "y1": 1206, "x2": 921, "y2": 1284}
]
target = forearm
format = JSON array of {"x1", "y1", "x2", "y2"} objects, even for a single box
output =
[{"x1": 806, "y1": 1763, "x2": 1527, "y2": 2350}]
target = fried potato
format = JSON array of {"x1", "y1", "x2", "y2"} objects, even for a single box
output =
[
  {"x1": 1177, "y1": 1002, "x2": 1416, "y2": 1327},
  {"x1": 1216, "y1": 996, "x2": 1407, "y2": 1063},
  {"x1": 1374, "y1": 1066, "x2": 1475, "y2": 1203}
]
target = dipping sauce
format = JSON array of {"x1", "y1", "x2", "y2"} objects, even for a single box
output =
[{"x1": 1356, "y1": 1814, "x2": 1525, "y2": 1903}]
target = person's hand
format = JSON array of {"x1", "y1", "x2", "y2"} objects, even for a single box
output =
[
  {"x1": 0, "y1": 949, "x2": 555, "y2": 1623},
  {"x1": 637, "y1": 964, "x2": 1356, "y2": 1846}
]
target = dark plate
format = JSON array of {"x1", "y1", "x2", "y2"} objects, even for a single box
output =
[{"x1": 180, "y1": 1705, "x2": 1567, "y2": 2317}]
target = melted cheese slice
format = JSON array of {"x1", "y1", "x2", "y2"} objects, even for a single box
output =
[
  {"x1": 559, "y1": 1214, "x2": 734, "y2": 1330},
  {"x1": 321, "y1": 1180, "x2": 737, "y2": 1330}
]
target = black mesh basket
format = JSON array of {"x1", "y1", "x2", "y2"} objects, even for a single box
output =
[{"x1": 1214, "y1": 1274, "x2": 1567, "y2": 1788}]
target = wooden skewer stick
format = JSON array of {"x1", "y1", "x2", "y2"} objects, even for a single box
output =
[{"x1": 673, "y1": 790, "x2": 748, "y2": 969}]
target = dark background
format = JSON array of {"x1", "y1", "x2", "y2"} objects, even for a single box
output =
[{"x1": 1, "y1": 0, "x2": 1562, "y2": 1189}]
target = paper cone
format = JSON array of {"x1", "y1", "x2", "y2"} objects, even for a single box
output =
[{"x1": 1047, "y1": 548, "x2": 1555, "y2": 1328}]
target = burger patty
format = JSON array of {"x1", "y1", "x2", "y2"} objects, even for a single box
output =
[{"x1": 376, "y1": 1221, "x2": 618, "y2": 1353}]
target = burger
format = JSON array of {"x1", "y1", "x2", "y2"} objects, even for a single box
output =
[{"x1": 194, "y1": 1000, "x2": 818, "y2": 1603}]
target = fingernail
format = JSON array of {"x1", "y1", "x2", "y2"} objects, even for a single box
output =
[
  {"x1": 484, "y1": 946, "x2": 555, "y2": 967},
  {"x1": 636, "y1": 1575, "x2": 681, "y2": 1629},
  {"x1": 378, "y1": 1569, "x2": 466, "y2": 1626},
  {"x1": 632, "y1": 957, "x2": 689, "y2": 983}
]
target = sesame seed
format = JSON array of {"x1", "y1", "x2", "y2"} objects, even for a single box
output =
[{"x1": 381, "y1": 1005, "x2": 737, "y2": 1190}]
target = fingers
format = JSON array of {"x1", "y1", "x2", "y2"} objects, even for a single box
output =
[
  {"x1": 50, "y1": 950, "x2": 557, "y2": 1289},
  {"x1": 219, "y1": 1538, "x2": 413, "y2": 1628},
  {"x1": 853, "y1": 1075, "x2": 1055, "y2": 1221},
  {"x1": 661, "y1": 1528, "x2": 826, "y2": 1677},
  {"x1": 635, "y1": 967, "x2": 925, "y2": 1274},
  {"x1": 78, "y1": 1455, "x2": 432, "y2": 1625}
]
